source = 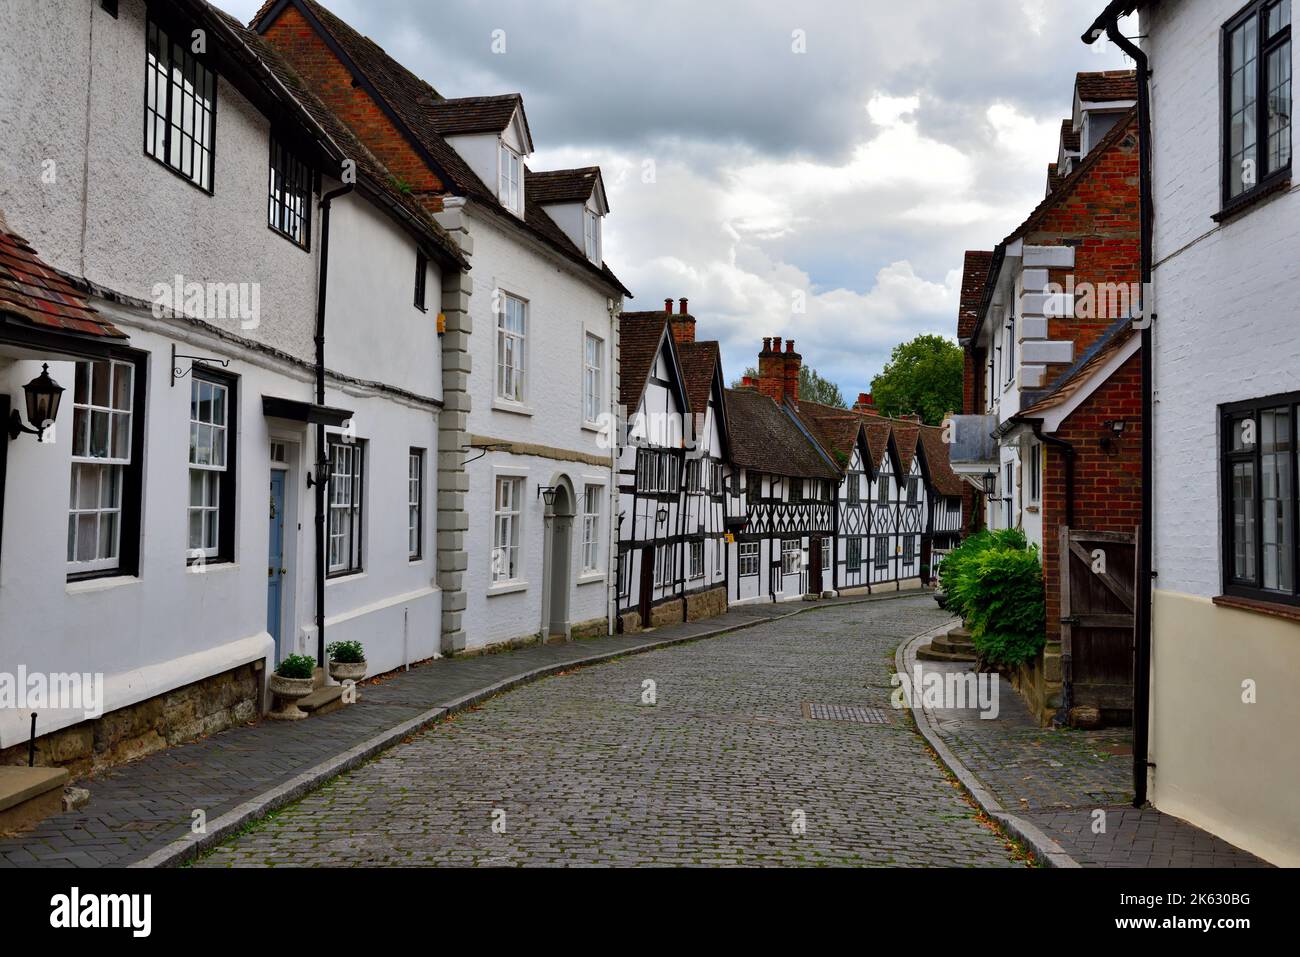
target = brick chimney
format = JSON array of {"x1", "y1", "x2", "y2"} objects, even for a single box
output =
[
  {"x1": 664, "y1": 298, "x2": 673, "y2": 314},
  {"x1": 739, "y1": 375, "x2": 759, "y2": 390},
  {"x1": 783, "y1": 339, "x2": 801, "y2": 408},
  {"x1": 669, "y1": 296, "x2": 695, "y2": 345},
  {"x1": 853, "y1": 392, "x2": 876, "y2": 412},
  {"x1": 757, "y1": 337, "x2": 785, "y2": 404}
]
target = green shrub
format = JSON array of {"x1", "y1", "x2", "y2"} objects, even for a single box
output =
[
  {"x1": 940, "y1": 529, "x2": 1044, "y2": 668},
  {"x1": 326, "y1": 640, "x2": 365, "y2": 663},
  {"x1": 275, "y1": 654, "x2": 316, "y2": 679}
]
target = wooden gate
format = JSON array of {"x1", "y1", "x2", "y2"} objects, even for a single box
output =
[{"x1": 1059, "y1": 527, "x2": 1137, "y2": 719}]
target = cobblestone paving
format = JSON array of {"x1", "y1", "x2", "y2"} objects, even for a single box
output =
[{"x1": 198, "y1": 597, "x2": 1021, "y2": 868}]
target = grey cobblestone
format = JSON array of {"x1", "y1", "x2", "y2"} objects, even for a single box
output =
[{"x1": 198, "y1": 597, "x2": 1020, "y2": 867}]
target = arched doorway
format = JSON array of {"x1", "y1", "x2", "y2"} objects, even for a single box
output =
[{"x1": 543, "y1": 480, "x2": 575, "y2": 641}]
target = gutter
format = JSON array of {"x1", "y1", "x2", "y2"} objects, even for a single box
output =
[
  {"x1": 1085, "y1": 4, "x2": 1154, "y2": 810},
  {"x1": 312, "y1": 180, "x2": 355, "y2": 668}
]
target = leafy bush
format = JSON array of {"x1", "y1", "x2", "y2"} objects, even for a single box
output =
[
  {"x1": 275, "y1": 654, "x2": 316, "y2": 680},
  {"x1": 326, "y1": 640, "x2": 365, "y2": 663},
  {"x1": 940, "y1": 528, "x2": 1044, "y2": 668}
]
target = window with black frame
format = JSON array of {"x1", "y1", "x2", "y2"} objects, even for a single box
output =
[
  {"x1": 268, "y1": 136, "x2": 312, "y2": 247},
  {"x1": 328, "y1": 439, "x2": 365, "y2": 576},
  {"x1": 144, "y1": 15, "x2": 217, "y2": 191},
  {"x1": 1222, "y1": 395, "x2": 1297, "y2": 605},
  {"x1": 1223, "y1": 0, "x2": 1292, "y2": 206}
]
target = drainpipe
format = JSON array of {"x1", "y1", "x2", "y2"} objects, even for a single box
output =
[
  {"x1": 1085, "y1": 7, "x2": 1154, "y2": 808},
  {"x1": 313, "y1": 181, "x2": 354, "y2": 667},
  {"x1": 1028, "y1": 420, "x2": 1077, "y2": 719}
]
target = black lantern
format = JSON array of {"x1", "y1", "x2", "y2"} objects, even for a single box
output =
[
  {"x1": 8, "y1": 364, "x2": 65, "y2": 442},
  {"x1": 538, "y1": 485, "x2": 559, "y2": 508},
  {"x1": 981, "y1": 470, "x2": 997, "y2": 496}
]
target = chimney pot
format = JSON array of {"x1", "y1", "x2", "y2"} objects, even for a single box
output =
[
  {"x1": 664, "y1": 298, "x2": 673, "y2": 314},
  {"x1": 762, "y1": 337, "x2": 771, "y2": 352},
  {"x1": 679, "y1": 297, "x2": 688, "y2": 315},
  {"x1": 785, "y1": 339, "x2": 795, "y2": 353},
  {"x1": 773, "y1": 337, "x2": 783, "y2": 352}
]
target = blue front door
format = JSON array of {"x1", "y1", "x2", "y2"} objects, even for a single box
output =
[{"x1": 267, "y1": 470, "x2": 287, "y2": 659}]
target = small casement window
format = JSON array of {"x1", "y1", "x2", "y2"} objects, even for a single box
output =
[
  {"x1": 328, "y1": 439, "x2": 365, "y2": 576},
  {"x1": 847, "y1": 471, "x2": 861, "y2": 506},
  {"x1": 188, "y1": 372, "x2": 237, "y2": 563},
  {"x1": 499, "y1": 143, "x2": 523, "y2": 214},
  {"x1": 781, "y1": 539, "x2": 801, "y2": 576},
  {"x1": 654, "y1": 542, "x2": 676, "y2": 587},
  {"x1": 1222, "y1": 396, "x2": 1298, "y2": 604},
  {"x1": 1223, "y1": 1, "x2": 1292, "y2": 205},
  {"x1": 739, "y1": 541, "x2": 760, "y2": 577},
  {"x1": 583, "y1": 333, "x2": 603, "y2": 423},
  {"x1": 907, "y1": 476, "x2": 919, "y2": 507},
  {"x1": 821, "y1": 537, "x2": 831, "y2": 569},
  {"x1": 635, "y1": 449, "x2": 654, "y2": 492},
  {"x1": 414, "y1": 251, "x2": 428, "y2": 311},
  {"x1": 685, "y1": 459, "x2": 703, "y2": 493},
  {"x1": 496, "y1": 293, "x2": 527, "y2": 402},
  {"x1": 874, "y1": 536, "x2": 889, "y2": 569},
  {"x1": 584, "y1": 208, "x2": 601, "y2": 262},
  {"x1": 877, "y1": 473, "x2": 890, "y2": 506},
  {"x1": 790, "y1": 478, "x2": 804, "y2": 503},
  {"x1": 582, "y1": 484, "x2": 602, "y2": 574},
  {"x1": 746, "y1": 471, "x2": 762, "y2": 502},
  {"x1": 1004, "y1": 462, "x2": 1016, "y2": 529},
  {"x1": 67, "y1": 357, "x2": 144, "y2": 578},
  {"x1": 144, "y1": 15, "x2": 217, "y2": 192},
  {"x1": 1028, "y1": 442, "x2": 1043, "y2": 504},
  {"x1": 408, "y1": 449, "x2": 424, "y2": 560},
  {"x1": 268, "y1": 136, "x2": 312, "y2": 247},
  {"x1": 904, "y1": 536, "x2": 916, "y2": 564},
  {"x1": 492, "y1": 475, "x2": 522, "y2": 583},
  {"x1": 847, "y1": 537, "x2": 863, "y2": 569},
  {"x1": 689, "y1": 540, "x2": 704, "y2": 579},
  {"x1": 663, "y1": 454, "x2": 682, "y2": 494}
]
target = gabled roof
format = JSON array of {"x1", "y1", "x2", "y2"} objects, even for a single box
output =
[
  {"x1": 0, "y1": 227, "x2": 125, "y2": 339},
  {"x1": 618, "y1": 313, "x2": 674, "y2": 411},
  {"x1": 1047, "y1": 163, "x2": 1063, "y2": 195},
  {"x1": 676, "y1": 341, "x2": 721, "y2": 417},
  {"x1": 254, "y1": 0, "x2": 629, "y2": 296},
  {"x1": 1077, "y1": 69, "x2": 1138, "y2": 102},
  {"x1": 1060, "y1": 119, "x2": 1081, "y2": 153},
  {"x1": 860, "y1": 417, "x2": 893, "y2": 475},
  {"x1": 528, "y1": 167, "x2": 603, "y2": 207},
  {"x1": 425, "y1": 94, "x2": 528, "y2": 139},
  {"x1": 891, "y1": 422, "x2": 920, "y2": 473},
  {"x1": 958, "y1": 251, "x2": 994, "y2": 340},
  {"x1": 917, "y1": 425, "x2": 965, "y2": 497},
  {"x1": 796, "y1": 400, "x2": 867, "y2": 470},
  {"x1": 724, "y1": 389, "x2": 840, "y2": 480}
]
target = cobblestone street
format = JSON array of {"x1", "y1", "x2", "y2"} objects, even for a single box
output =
[{"x1": 197, "y1": 597, "x2": 1021, "y2": 867}]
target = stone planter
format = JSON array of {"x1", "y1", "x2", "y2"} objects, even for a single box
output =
[
  {"x1": 328, "y1": 660, "x2": 366, "y2": 684},
  {"x1": 267, "y1": 674, "x2": 314, "y2": 721}
]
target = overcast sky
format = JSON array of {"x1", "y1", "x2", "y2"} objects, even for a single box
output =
[{"x1": 224, "y1": 0, "x2": 1133, "y2": 399}]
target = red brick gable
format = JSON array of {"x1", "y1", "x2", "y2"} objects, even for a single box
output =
[{"x1": 259, "y1": 4, "x2": 446, "y2": 208}]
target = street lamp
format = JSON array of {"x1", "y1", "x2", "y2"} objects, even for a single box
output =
[
  {"x1": 8, "y1": 364, "x2": 65, "y2": 442},
  {"x1": 538, "y1": 485, "x2": 559, "y2": 508}
]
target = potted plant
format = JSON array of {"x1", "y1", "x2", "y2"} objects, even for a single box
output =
[
  {"x1": 268, "y1": 654, "x2": 316, "y2": 720},
  {"x1": 326, "y1": 640, "x2": 367, "y2": 684}
]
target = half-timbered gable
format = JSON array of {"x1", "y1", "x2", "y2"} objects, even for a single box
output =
[
  {"x1": 677, "y1": 340, "x2": 731, "y2": 605},
  {"x1": 796, "y1": 400, "x2": 875, "y2": 595},
  {"x1": 917, "y1": 423, "x2": 966, "y2": 570}
]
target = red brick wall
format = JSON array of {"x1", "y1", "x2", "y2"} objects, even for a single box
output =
[
  {"x1": 1041, "y1": 349, "x2": 1142, "y2": 642},
  {"x1": 261, "y1": 5, "x2": 445, "y2": 207}
]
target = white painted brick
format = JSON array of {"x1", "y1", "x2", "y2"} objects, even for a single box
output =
[
  {"x1": 1020, "y1": 317, "x2": 1049, "y2": 339},
  {"x1": 1019, "y1": 365, "x2": 1047, "y2": 388},
  {"x1": 1020, "y1": 268, "x2": 1050, "y2": 292}
]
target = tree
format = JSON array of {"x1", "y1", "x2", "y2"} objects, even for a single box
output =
[
  {"x1": 731, "y1": 365, "x2": 847, "y2": 408},
  {"x1": 869, "y1": 334, "x2": 962, "y2": 426}
]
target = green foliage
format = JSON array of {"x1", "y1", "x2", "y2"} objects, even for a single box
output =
[
  {"x1": 869, "y1": 334, "x2": 963, "y2": 425},
  {"x1": 326, "y1": 640, "x2": 366, "y2": 663},
  {"x1": 940, "y1": 529, "x2": 1045, "y2": 667},
  {"x1": 275, "y1": 654, "x2": 316, "y2": 680},
  {"x1": 732, "y1": 364, "x2": 847, "y2": 408}
]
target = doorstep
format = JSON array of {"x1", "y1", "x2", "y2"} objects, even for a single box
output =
[{"x1": 0, "y1": 765, "x2": 69, "y2": 835}]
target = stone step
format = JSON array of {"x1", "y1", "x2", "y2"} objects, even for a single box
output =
[
  {"x1": 929, "y1": 637, "x2": 975, "y2": 656},
  {"x1": 947, "y1": 626, "x2": 973, "y2": 641},
  {"x1": 916, "y1": 642, "x2": 977, "y2": 663},
  {"x1": 0, "y1": 765, "x2": 70, "y2": 835},
  {"x1": 297, "y1": 684, "x2": 349, "y2": 717}
]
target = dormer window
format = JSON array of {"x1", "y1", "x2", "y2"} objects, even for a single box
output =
[
  {"x1": 499, "y1": 142, "x2": 523, "y2": 214},
  {"x1": 584, "y1": 208, "x2": 601, "y2": 263}
]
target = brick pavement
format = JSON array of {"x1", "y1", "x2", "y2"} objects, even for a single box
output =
[
  {"x1": 908, "y1": 631, "x2": 1271, "y2": 868},
  {"x1": 196, "y1": 596, "x2": 1021, "y2": 867}
]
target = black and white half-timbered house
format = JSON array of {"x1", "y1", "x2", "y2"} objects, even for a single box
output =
[
  {"x1": 862, "y1": 417, "x2": 928, "y2": 587},
  {"x1": 917, "y1": 421, "x2": 966, "y2": 575},
  {"x1": 614, "y1": 303, "x2": 732, "y2": 630}
]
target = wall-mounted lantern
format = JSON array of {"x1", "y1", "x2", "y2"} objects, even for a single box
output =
[
  {"x1": 8, "y1": 364, "x2": 65, "y2": 442},
  {"x1": 538, "y1": 485, "x2": 559, "y2": 508},
  {"x1": 1100, "y1": 418, "x2": 1127, "y2": 454}
]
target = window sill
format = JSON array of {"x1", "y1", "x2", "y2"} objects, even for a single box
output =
[
  {"x1": 576, "y1": 572, "x2": 605, "y2": 586},
  {"x1": 492, "y1": 398, "x2": 533, "y2": 417},
  {"x1": 1213, "y1": 175, "x2": 1291, "y2": 224},
  {"x1": 326, "y1": 571, "x2": 367, "y2": 586},
  {"x1": 1212, "y1": 594, "x2": 1300, "y2": 624},
  {"x1": 487, "y1": 580, "x2": 529, "y2": 597},
  {"x1": 581, "y1": 420, "x2": 607, "y2": 434},
  {"x1": 67, "y1": 574, "x2": 141, "y2": 595},
  {"x1": 186, "y1": 560, "x2": 238, "y2": 573}
]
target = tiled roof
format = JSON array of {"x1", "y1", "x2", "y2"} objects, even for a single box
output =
[
  {"x1": 425, "y1": 94, "x2": 526, "y2": 137},
  {"x1": 618, "y1": 313, "x2": 669, "y2": 411},
  {"x1": 860, "y1": 416, "x2": 892, "y2": 472},
  {"x1": 219, "y1": 7, "x2": 469, "y2": 268},
  {"x1": 677, "y1": 340, "x2": 720, "y2": 418},
  {"x1": 0, "y1": 227, "x2": 125, "y2": 339},
  {"x1": 724, "y1": 389, "x2": 840, "y2": 480},
  {"x1": 1060, "y1": 119, "x2": 1081, "y2": 153},
  {"x1": 796, "y1": 400, "x2": 864, "y2": 468},
  {"x1": 1047, "y1": 163, "x2": 1063, "y2": 194},
  {"x1": 958, "y1": 251, "x2": 994, "y2": 339},
  {"x1": 528, "y1": 167, "x2": 602, "y2": 206},
  {"x1": 918, "y1": 425, "x2": 965, "y2": 497},
  {"x1": 273, "y1": 0, "x2": 629, "y2": 296},
  {"x1": 1076, "y1": 69, "x2": 1138, "y2": 102},
  {"x1": 891, "y1": 422, "x2": 920, "y2": 473}
]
